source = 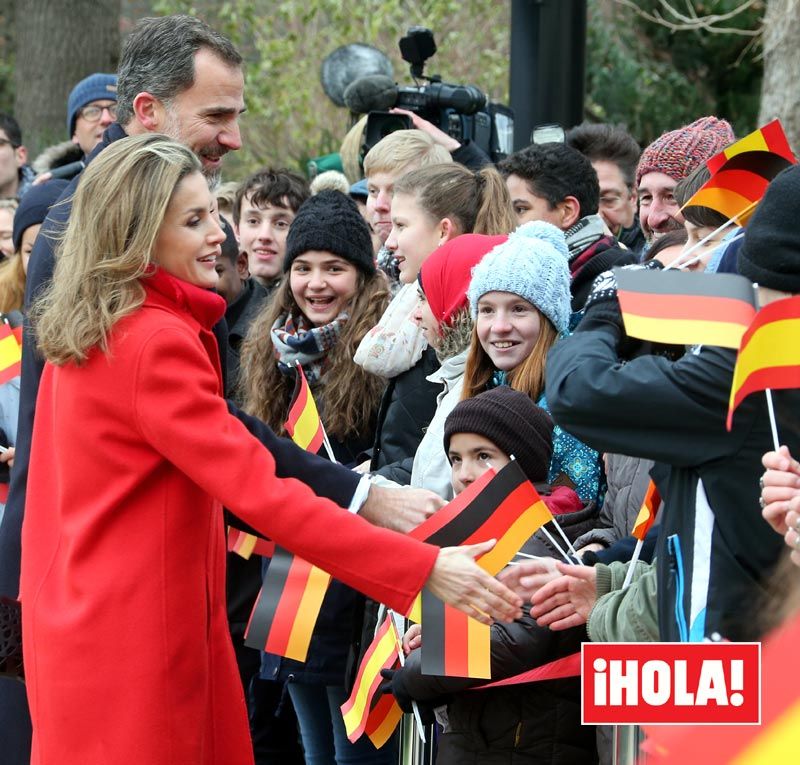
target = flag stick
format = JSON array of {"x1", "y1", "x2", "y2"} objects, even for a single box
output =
[
  {"x1": 622, "y1": 539, "x2": 644, "y2": 589},
  {"x1": 765, "y1": 389, "x2": 782, "y2": 451},
  {"x1": 536, "y1": 526, "x2": 573, "y2": 565},
  {"x1": 674, "y1": 231, "x2": 744, "y2": 272},
  {"x1": 547, "y1": 517, "x2": 583, "y2": 565},
  {"x1": 320, "y1": 425, "x2": 338, "y2": 463},
  {"x1": 388, "y1": 610, "x2": 427, "y2": 744},
  {"x1": 662, "y1": 200, "x2": 757, "y2": 271}
]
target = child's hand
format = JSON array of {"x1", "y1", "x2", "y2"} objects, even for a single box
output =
[
  {"x1": 402, "y1": 624, "x2": 421, "y2": 654},
  {"x1": 0, "y1": 446, "x2": 15, "y2": 469}
]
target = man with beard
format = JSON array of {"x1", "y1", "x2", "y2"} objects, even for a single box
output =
[
  {"x1": 636, "y1": 116, "x2": 734, "y2": 245},
  {"x1": 0, "y1": 15, "x2": 497, "y2": 764}
]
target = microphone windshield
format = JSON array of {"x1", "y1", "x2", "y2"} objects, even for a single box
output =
[{"x1": 344, "y1": 75, "x2": 398, "y2": 114}]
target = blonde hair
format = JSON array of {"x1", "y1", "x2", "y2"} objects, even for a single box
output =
[
  {"x1": 0, "y1": 254, "x2": 25, "y2": 313},
  {"x1": 0, "y1": 198, "x2": 18, "y2": 214},
  {"x1": 214, "y1": 180, "x2": 240, "y2": 219},
  {"x1": 33, "y1": 134, "x2": 201, "y2": 365},
  {"x1": 462, "y1": 314, "x2": 559, "y2": 402},
  {"x1": 363, "y1": 129, "x2": 452, "y2": 178},
  {"x1": 340, "y1": 115, "x2": 368, "y2": 184},
  {"x1": 238, "y1": 271, "x2": 389, "y2": 439},
  {"x1": 394, "y1": 164, "x2": 515, "y2": 236}
]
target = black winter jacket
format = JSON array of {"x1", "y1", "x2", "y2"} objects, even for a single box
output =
[{"x1": 546, "y1": 301, "x2": 800, "y2": 642}]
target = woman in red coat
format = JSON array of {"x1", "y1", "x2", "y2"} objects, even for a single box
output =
[{"x1": 20, "y1": 134, "x2": 521, "y2": 765}]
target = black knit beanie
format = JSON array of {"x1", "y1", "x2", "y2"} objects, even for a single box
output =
[
  {"x1": 738, "y1": 165, "x2": 800, "y2": 292},
  {"x1": 443, "y1": 387, "x2": 554, "y2": 483},
  {"x1": 12, "y1": 180, "x2": 69, "y2": 252},
  {"x1": 284, "y1": 190, "x2": 376, "y2": 275}
]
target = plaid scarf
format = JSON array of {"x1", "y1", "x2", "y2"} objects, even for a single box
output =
[{"x1": 270, "y1": 311, "x2": 348, "y2": 384}]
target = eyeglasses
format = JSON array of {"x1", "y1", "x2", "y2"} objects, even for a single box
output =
[
  {"x1": 0, "y1": 138, "x2": 19, "y2": 150},
  {"x1": 78, "y1": 103, "x2": 117, "y2": 122}
]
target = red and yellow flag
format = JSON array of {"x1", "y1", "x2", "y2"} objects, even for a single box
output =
[
  {"x1": 616, "y1": 268, "x2": 757, "y2": 349},
  {"x1": 0, "y1": 323, "x2": 22, "y2": 385},
  {"x1": 706, "y1": 119, "x2": 795, "y2": 175},
  {"x1": 727, "y1": 295, "x2": 800, "y2": 430},
  {"x1": 631, "y1": 480, "x2": 661, "y2": 542},
  {"x1": 642, "y1": 609, "x2": 800, "y2": 764},
  {"x1": 421, "y1": 459, "x2": 554, "y2": 679},
  {"x1": 341, "y1": 615, "x2": 401, "y2": 744},
  {"x1": 244, "y1": 547, "x2": 332, "y2": 662},
  {"x1": 226, "y1": 526, "x2": 275, "y2": 560},
  {"x1": 284, "y1": 364, "x2": 324, "y2": 453}
]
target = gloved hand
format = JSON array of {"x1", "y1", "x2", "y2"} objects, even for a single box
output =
[{"x1": 379, "y1": 667, "x2": 437, "y2": 724}]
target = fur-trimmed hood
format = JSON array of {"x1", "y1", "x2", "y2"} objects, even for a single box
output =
[{"x1": 32, "y1": 141, "x2": 83, "y2": 174}]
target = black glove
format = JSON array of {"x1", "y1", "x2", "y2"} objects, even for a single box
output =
[{"x1": 379, "y1": 667, "x2": 437, "y2": 725}]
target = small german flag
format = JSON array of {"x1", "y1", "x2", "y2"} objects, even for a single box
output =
[
  {"x1": 421, "y1": 459, "x2": 555, "y2": 678},
  {"x1": 226, "y1": 526, "x2": 275, "y2": 560},
  {"x1": 727, "y1": 296, "x2": 800, "y2": 430},
  {"x1": 706, "y1": 119, "x2": 795, "y2": 175},
  {"x1": 0, "y1": 323, "x2": 22, "y2": 385},
  {"x1": 616, "y1": 268, "x2": 757, "y2": 349},
  {"x1": 244, "y1": 547, "x2": 332, "y2": 662},
  {"x1": 284, "y1": 364, "x2": 324, "y2": 453},
  {"x1": 631, "y1": 481, "x2": 661, "y2": 542},
  {"x1": 341, "y1": 614, "x2": 400, "y2": 744}
]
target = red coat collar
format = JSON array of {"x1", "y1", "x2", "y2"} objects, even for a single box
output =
[{"x1": 141, "y1": 266, "x2": 226, "y2": 330}]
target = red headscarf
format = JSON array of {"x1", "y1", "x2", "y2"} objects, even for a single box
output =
[{"x1": 419, "y1": 233, "x2": 507, "y2": 332}]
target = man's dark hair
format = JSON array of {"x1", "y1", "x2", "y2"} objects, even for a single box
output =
[
  {"x1": 219, "y1": 215, "x2": 239, "y2": 265},
  {"x1": 0, "y1": 114, "x2": 22, "y2": 147},
  {"x1": 233, "y1": 168, "x2": 311, "y2": 224},
  {"x1": 566, "y1": 123, "x2": 641, "y2": 189},
  {"x1": 116, "y1": 15, "x2": 242, "y2": 125},
  {"x1": 499, "y1": 142, "x2": 599, "y2": 218}
]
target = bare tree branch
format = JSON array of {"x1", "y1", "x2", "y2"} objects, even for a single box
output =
[{"x1": 614, "y1": 0, "x2": 764, "y2": 36}]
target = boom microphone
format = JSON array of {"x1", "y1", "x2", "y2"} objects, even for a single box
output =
[{"x1": 343, "y1": 75, "x2": 398, "y2": 114}]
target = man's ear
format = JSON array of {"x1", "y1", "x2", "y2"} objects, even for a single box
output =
[
  {"x1": 131, "y1": 92, "x2": 165, "y2": 132},
  {"x1": 236, "y1": 251, "x2": 249, "y2": 281},
  {"x1": 558, "y1": 196, "x2": 581, "y2": 229},
  {"x1": 14, "y1": 145, "x2": 27, "y2": 169}
]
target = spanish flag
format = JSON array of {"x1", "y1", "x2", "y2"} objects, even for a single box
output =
[
  {"x1": 341, "y1": 615, "x2": 401, "y2": 744},
  {"x1": 421, "y1": 459, "x2": 555, "y2": 679},
  {"x1": 0, "y1": 323, "x2": 22, "y2": 385},
  {"x1": 616, "y1": 268, "x2": 757, "y2": 349},
  {"x1": 284, "y1": 364, "x2": 324, "y2": 453},
  {"x1": 727, "y1": 296, "x2": 800, "y2": 430},
  {"x1": 641, "y1": 608, "x2": 800, "y2": 764},
  {"x1": 244, "y1": 547, "x2": 332, "y2": 662},
  {"x1": 631, "y1": 480, "x2": 661, "y2": 541},
  {"x1": 226, "y1": 526, "x2": 275, "y2": 560},
  {"x1": 706, "y1": 119, "x2": 795, "y2": 175}
]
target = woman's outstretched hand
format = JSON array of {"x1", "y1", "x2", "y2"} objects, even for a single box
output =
[{"x1": 426, "y1": 540, "x2": 523, "y2": 625}]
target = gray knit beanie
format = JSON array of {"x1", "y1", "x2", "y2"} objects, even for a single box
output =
[{"x1": 467, "y1": 220, "x2": 572, "y2": 333}]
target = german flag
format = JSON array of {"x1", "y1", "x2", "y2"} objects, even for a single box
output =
[
  {"x1": 244, "y1": 547, "x2": 332, "y2": 662},
  {"x1": 616, "y1": 268, "x2": 757, "y2": 349},
  {"x1": 341, "y1": 614, "x2": 400, "y2": 744},
  {"x1": 421, "y1": 459, "x2": 554, "y2": 678},
  {"x1": 226, "y1": 526, "x2": 275, "y2": 560},
  {"x1": 0, "y1": 323, "x2": 21, "y2": 385},
  {"x1": 284, "y1": 364, "x2": 324, "y2": 453},
  {"x1": 631, "y1": 481, "x2": 661, "y2": 542},
  {"x1": 706, "y1": 119, "x2": 795, "y2": 174},
  {"x1": 641, "y1": 608, "x2": 800, "y2": 763},
  {"x1": 727, "y1": 296, "x2": 800, "y2": 430}
]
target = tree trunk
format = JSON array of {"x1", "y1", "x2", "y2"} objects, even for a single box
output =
[
  {"x1": 13, "y1": 0, "x2": 120, "y2": 157},
  {"x1": 759, "y1": 0, "x2": 800, "y2": 151}
]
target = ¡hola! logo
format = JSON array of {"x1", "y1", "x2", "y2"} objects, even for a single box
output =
[{"x1": 581, "y1": 642, "x2": 761, "y2": 725}]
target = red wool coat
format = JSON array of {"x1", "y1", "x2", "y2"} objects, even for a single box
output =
[{"x1": 20, "y1": 269, "x2": 437, "y2": 765}]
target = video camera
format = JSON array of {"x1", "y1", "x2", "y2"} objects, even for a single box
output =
[{"x1": 344, "y1": 28, "x2": 514, "y2": 164}]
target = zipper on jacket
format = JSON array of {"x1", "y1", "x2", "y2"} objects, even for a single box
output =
[{"x1": 667, "y1": 534, "x2": 689, "y2": 642}]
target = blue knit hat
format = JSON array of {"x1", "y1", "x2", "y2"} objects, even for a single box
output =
[
  {"x1": 467, "y1": 220, "x2": 572, "y2": 333},
  {"x1": 67, "y1": 73, "x2": 118, "y2": 137}
]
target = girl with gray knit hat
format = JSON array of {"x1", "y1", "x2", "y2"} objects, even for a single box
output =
[{"x1": 463, "y1": 220, "x2": 605, "y2": 506}]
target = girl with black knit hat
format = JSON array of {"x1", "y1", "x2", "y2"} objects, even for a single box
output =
[{"x1": 239, "y1": 189, "x2": 393, "y2": 765}]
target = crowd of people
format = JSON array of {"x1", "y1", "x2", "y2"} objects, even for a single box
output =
[{"x1": 0, "y1": 12, "x2": 798, "y2": 765}]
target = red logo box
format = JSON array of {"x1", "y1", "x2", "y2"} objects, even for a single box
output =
[{"x1": 582, "y1": 642, "x2": 761, "y2": 725}]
